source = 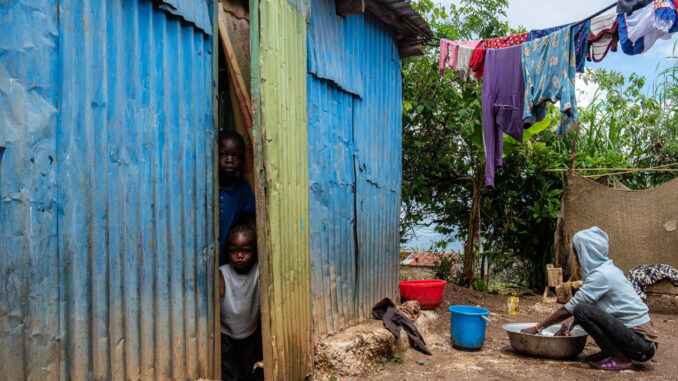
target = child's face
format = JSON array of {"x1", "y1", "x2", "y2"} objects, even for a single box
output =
[
  {"x1": 227, "y1": 232, "x2": 255, "y2": 273},
  {"x1": 218, "y1": 138, "x2": 244, "y2": 177}
]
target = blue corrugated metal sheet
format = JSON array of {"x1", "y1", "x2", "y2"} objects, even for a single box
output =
[
  {"x1": 0, "y1": 1, "x2": 59, "y2": 379},
  {"x1": 307, "y1": 0, "x2": 363, "y2": 97},
  {"x1": 307, "y1": 76, "x2": 358, "y2": 338},
  {"x1": 160, "y1": 0, "x2": 213, "y2": 35},
  {"x1": 307, "y1": 0, "x2": 402, "y2": 337},
  {"x1": 352, "y1": 11, "x2": 402, "y2": 319},
  {"x1": 1, "y1": 1, "x2": 216, "y2": 379}
]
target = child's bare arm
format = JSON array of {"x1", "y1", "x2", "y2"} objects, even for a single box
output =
[{"x1": 220, "y1": 271, "x2": 225, "y2": 297}]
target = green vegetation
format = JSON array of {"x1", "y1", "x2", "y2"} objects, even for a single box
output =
[
  {"x1": 401, "y1": 0, "x2": 678, "y2": 291},
  {"x1": 431, "y1": 253, "x2": 459, "y2": 282},
  {"x1": 391, "y1": 352, "x2": 405, "y2": 364}
]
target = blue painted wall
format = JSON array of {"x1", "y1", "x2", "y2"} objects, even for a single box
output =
[
  {"x1": 307, "y1": 0, "x2": 403, "y2": 338},
  {"x1": 0, "y1": 1, "x2": 216, "y2": 379}
]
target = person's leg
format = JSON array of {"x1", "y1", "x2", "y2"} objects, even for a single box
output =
[
  {"x1": 234, "y1": 328, "x2": 264, "y2": 381},
  {"x1": 222, "y1": 333, "x2": 238, "y2": 380},
  {"x1": 573, "y1": 303, "x2": 655, "y2": 362}
]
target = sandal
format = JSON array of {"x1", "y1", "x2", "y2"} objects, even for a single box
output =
[{"x1": 591, "y1": 356, "x2": 633, "y2": 371}]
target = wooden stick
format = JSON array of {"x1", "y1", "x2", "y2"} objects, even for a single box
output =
[
  {"x1": 583, "y1": 169, "x2": 678, "y2": 178},
  {"x1": 218, "y1": 7, "x2": 254, "y2": 128},
  {"x1": 568, "y1": 121, "x2": 581, "y2": 170},
  {"x1": 545, "y1": 163, "x2": 678, "y2": 172}
]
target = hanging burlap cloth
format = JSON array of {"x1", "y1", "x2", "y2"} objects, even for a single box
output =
[{"x1": 554, "y1": 172, "x2": 678, "y2": 281}]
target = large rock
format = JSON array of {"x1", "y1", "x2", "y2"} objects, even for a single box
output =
[{"x1": 313, "y1": 310, "x2": 441, "y2": 378}]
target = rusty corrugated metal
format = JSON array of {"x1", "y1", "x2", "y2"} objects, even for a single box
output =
[
  {"x1": 251, "y1": 0, "x2": 313, "y2": 378},
  {"x1": 1, "y1": 1, "x2": 217, "y2": 379},
  {"x1": 307, "y1": 0, "x2": 403, "y2": 337}
]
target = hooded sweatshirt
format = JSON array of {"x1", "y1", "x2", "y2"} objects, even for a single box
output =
[{"x1": 564, "y1": 226, "x2": 651, "y2": 328}]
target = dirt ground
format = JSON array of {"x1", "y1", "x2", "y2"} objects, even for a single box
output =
[{"x1": 367, "y1": 284, "x2": 678, "y2": 380}]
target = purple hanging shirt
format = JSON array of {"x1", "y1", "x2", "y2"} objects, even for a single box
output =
[{"x1": 481, "y1": 45, "x2": 525, "y2": 187}]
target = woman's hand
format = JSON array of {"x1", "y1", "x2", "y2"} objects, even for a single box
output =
[
  {"x1": 521, "y1": 325, "x2": 539, "y2": 334},
  {"x1": 556, "y1": 318, "x2": 576, "y2": 336}
]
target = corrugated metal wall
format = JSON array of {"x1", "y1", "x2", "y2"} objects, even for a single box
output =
[
  {"x1": 307, "y1": 77, "x2": 358, "y2": 337},
  {"x1": 251, "y1": 0, "x2": 313, "y2": 378},
  {"x1": 307, "y1": 0, "x2": 403, "y2": 337},
  {"x1": 0, "y1": 1, "x2": 60, "y2": 379},
  {"x1": 1, "y1": 1, "x2": 217, "y2": 379}
]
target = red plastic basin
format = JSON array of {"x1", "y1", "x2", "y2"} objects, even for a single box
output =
[{"x1": 399, "y1": 279, "x2": 447, "y2": 309}]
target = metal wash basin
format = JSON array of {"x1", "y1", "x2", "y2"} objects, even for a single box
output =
[{"x1": 503, "y1": 323, "x2": 589, "y2": 359}]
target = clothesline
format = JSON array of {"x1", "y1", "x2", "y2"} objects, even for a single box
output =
[
  {"x1": 544, "y1": 163, "x2": 678, "y2": 172},
  {"x1": 419, "y1": 2, "x2": 617, "y2": 46},
  {"x1": 433, "y1": 0, "x2": 678, "y2": 187}
]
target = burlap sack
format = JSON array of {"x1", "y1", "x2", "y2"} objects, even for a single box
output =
[{"x1": 554, "y1": 172, "x2": 678, "y2": 281}]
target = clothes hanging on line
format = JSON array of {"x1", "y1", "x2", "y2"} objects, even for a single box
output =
[
  {"x1": 454, "y1": 40, "x2": 482, "y2": 82},
  {"x1": 617, "y1": 0, "x2": 654, "y2": 14},
  {"x1": 526, "y1": 21, "x2": 591, "y2": 73},
  {"x1": 439, "y1": 39, "x2": 482, "y2": 77},
  {"x1": 619, "y1": 1, "x2": 678, "y2": 55},
  {"x1": 588, "y1": 12, "x2": 620, "y2": 62},
  {"x1": 482, "y1": 45, "x2": 525, "y2": 187},
  {"x1": 654, "y1": 0, "x2": 678, "y2": 32},
  {"x1": 469, "y1": 33, "x2": 528, "y2": 79},
  {"x1": 522, "y1": 28, "x2": 578, "y2": 136},
  {"x1": 439, "y1": 38, "x2": 453, "y2": 76}
]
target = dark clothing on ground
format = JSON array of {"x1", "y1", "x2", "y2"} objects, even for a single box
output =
[
  {"x1": 221, "y1": 328, "x2": 264, "y2": 381},
  {"x1": 371, "y1": 298, "x2": 431, "y2": 355},
  {"x1": 572, "y1": 303, "x2": 656, "y2": 362}
]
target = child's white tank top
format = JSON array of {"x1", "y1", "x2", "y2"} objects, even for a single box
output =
[{"x1": 220, "y1": 263, "x2": 260, "y2": 339}]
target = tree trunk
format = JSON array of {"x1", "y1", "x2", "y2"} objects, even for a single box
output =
[
  {"x1": 480, "y1": 254, "x2": 485, "y2": 282},
  {"x1": 460, "y1": 171, "x2": 483, "y2": 287}
]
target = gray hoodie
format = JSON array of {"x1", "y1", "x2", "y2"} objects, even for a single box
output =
[{"x1": 564, "y1": 226, "x2": 651, "y2": 328}]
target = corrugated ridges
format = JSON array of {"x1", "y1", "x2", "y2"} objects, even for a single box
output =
[
  {"x1": 372, "y1": 0, "x2": 432, "y2": 37},
  {"x1": 0, "y1": 1, "x2": 60, "y2": 379},
  {"x1": 159, "y1": 0, "x2": 213, "y2": 35},
  {"x1": 353, "y1": 12, "x2": 402, "y2": 318},
  {"x1": 307, "y1": 0, "x2": 363, "y2": 97},
  {"x1": 307, "y1": 0, "x2": 402, "y2": 337},
  {"x1": 256, "y1": 0, "x2": 313, "y2": 378},
  {"x1": 55, "y1": 1, "x2": 215, "y2": 379},
  {"x1": 307, "y1": 75, "x2": 358, "y2": 339}
]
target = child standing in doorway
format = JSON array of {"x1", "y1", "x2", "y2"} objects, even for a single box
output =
[
  {"x1": 218, "y1": 130, "x2": 256, "y2": 266},
  {"x1": 220, "y1": 224, "x2": 263, "y2": 381}
]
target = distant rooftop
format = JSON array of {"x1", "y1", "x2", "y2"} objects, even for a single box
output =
[{"x1": 400, "y1": 251, "x2": 459, "y2": 267}]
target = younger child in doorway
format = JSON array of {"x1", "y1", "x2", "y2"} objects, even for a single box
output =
[
  {"x1": 220, "y1": 224, "x2": 263, "y2": 381},
  {"x1": 218, "y1": 130, "x2": 256, "y2": 266}
]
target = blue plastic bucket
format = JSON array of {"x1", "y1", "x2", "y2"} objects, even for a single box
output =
[{"x1": 449, "y1": 305, "x2": 490, "y2": 349}]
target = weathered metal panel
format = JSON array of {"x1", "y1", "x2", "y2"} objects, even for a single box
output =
[
  {"x1": 307, "y1": 76, "x2": 357, "y2": 339},
  {"x1": 0, "y1": 1, "x2": 59, "y2": 380},
  {"x1": 307, "y1": 0, "x2": 402, "y2": 337},
  {"x1": 251, "y1": 0, "x2": 313, "y2": 378},
  {"x1": 352, "y1": 11, "x2": 402, "y2": 319},
  {"x1": 307, "y1": 0, "x2": 363, "y2": 97},
  {"x1": 159, "y1": 0, "x2": 213, "y2": 35},
  {"x1": 1, "y1": 1, "x2": 217, "y2": 380}
]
